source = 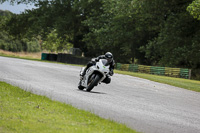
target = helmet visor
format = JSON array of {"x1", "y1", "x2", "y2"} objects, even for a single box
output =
[{"x1": 107, "y1": 58, "x2": 113, "y2": 63}]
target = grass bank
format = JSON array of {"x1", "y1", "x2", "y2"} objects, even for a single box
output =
[
  {"x1": 115, "y1": 70, "x2": 200, "y2": 92},
  {"x1": 0, "y1": 50, "x2": 41, "y2": 62},
  {"x1": 0, "y1": 81, "x2": 136, "y2": 133},
  {"x1": 1, "y1": 50, "x2": 199, "y2": 92},
  {"x1": 0, "y1": 50, "x2": 41, "y2": 59}
]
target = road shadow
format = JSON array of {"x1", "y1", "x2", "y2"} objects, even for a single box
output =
[{"x1": 77, "y1": 89, "x2": 107, "y2": 95}]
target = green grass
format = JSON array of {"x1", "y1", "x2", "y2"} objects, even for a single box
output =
[
  {"x1": 0, "y1": 52, "x2": 83, "y2": 67},
  {"x1": 115, "y1": 70, "x2": 200, "y2": 92},
  {"x1": 0, "y1": 52, "x2": 41, "y2": 61},
  {"x1": 0, "y1": 81, "x2": 137, "y2": 133}
]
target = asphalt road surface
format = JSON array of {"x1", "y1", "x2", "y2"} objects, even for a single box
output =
[{"x1": 1, "y1": 56, "x2": 200, "y2": 133}]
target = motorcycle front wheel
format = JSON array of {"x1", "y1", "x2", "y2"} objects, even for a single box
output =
[{"x1": 86, "y1": 74, "x2": 101, "y2": 92}]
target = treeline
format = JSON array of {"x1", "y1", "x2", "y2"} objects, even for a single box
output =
[
  {"x1": 0, "y1": 10, "x2": 40, "y2": 52},
  {"x1": 0, "y1": 0, "x2": 200, "y2": 79}
]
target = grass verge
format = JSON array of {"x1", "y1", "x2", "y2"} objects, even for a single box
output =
[
  {"x1": 0, "y1": 50, "x2": 41, "y2": 61},
  {"x1": 0, "y1": 50, "x2": 41, "y2": 59},
  {"x1": 0, "y1": 81, "x2": 136, "y2": 133},
  {"x1": 0, "y1": 51, "x2": 83, "y2": 67},
  {"x1": 1, "y1": 51, "x2": 199, "y2": 92},
  {"x1": 115, "y1": 70, "x2": 200, "y2": 92}
]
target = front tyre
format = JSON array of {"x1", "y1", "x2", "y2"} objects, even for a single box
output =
[{"x1": 86, "y1": 74, "x2": 101, "y2": 92}]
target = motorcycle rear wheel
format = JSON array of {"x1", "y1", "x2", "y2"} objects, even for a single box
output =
[{"x1": 86, "y1": 74, "x2": 101, "y2": 92}]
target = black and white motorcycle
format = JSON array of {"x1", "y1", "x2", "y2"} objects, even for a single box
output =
[{"x1": 78, "y1": 59, "x2": 111, "y2": 92}]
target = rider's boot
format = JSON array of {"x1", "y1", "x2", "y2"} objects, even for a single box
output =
[{"x1": 80, "y1": 68, "x2": 87, "y2": 79}]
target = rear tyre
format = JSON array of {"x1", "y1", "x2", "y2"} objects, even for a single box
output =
[{"x1": 86, "y1": 74, "x2": 101, "y2": 92}]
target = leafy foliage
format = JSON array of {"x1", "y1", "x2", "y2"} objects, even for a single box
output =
[
  {"x1": 187, "y1": 0, "x2": 200, "y2": 20},
  {"x1": 0, "y1": 10, "x2": 40, "y2": 52},
  {"x1": 140, "y1": 0, "x2": 200, "y2": 70},
  {"x1": 42, "y1": 29, "x2": 73, "y2": 52}
]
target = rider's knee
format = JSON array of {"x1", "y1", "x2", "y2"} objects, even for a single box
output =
[{"x1": 87, "y1": 61, "x2": 95, "y2": 67}]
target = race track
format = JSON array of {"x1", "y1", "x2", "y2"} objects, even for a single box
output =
[{"x1": 0, "y1": 56, "x2": 200, "y2": 133}]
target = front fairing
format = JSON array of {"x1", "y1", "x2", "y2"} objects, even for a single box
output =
[{"x1": 80, "y1": 59, "x2": 110, "y2": 87}]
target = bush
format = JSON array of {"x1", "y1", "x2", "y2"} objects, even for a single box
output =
[{"x1": 192, "y1": 69, "x2": 200, "y2": 80}]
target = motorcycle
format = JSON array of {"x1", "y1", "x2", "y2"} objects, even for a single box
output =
[{"x1": 78, "y1": 59, "x2": 111, "y2": 92}]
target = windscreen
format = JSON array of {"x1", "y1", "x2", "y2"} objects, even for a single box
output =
[{"x1": 101, "y1": 59, "x2": 109, "y2": 66}]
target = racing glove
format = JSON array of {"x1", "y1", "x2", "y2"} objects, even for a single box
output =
[
  {"x1": 109, "y1": 70, "x2": 114, "y2": 76},
  {"x1": 91, "y1": 58, "x2": 99, "y2": 62}
]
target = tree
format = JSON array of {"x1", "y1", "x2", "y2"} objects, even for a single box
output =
[
  {"x1": 83, "y1": 0, "x2": 164, "y2": 63},
  {"x1": 187, "y1": 0, "x2": 200, "y2": 20},
  {"x1": 1, "y1": 0, "x2": 104, "y2": 55},
  {"x1": 0, "y1": 10, "x2": 41, "y2": 52},
  {"x1": 42, "y1": 29, "x2": 73, "y2": 52},
  {"x1": 140, "y1": 0, "x2": 200, "y2": 69}
]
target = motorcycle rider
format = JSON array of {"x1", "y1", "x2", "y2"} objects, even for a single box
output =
[{"x1": 80, "y1": 52, "x2": 115, "y2": 84}]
